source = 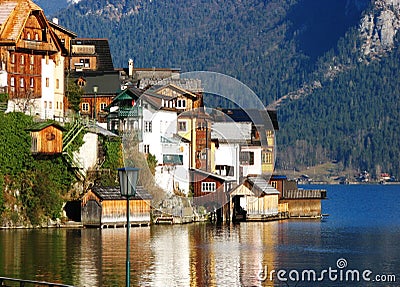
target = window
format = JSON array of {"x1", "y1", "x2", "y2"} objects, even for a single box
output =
[
  {"x1": 35, "y1": 33, "x2": 39, "y2": 41},
  {"x1": 271, "y1": 181, "x2": 277, "y2": 189},
  {"x1": 30, "y1": 78, "x2": 34, "y2": 88},
  {"x1": 20, "y1": 55, "x2": 24, "y2": 65},
  {"x1": 144, "y1": 121, "x2": 152, "y2": 133},
  {"x1": 30, "y1": 55, "x2": 34, "y2": 65},
  {"x1": 56, "y1": 79, "x2": 59, "y2": 89},
  {"x1": 163, "y1": 154, "x2": 183, "y2": 165},
  {"x1": 45, "y1": 78, "x2": 49, "y2": 87},
  {"x1": 178, "y1": 121, "x2": 187, "y2": 132},
  {"x1": 82, "y1": 103, "x2": 89, "y2": 112},
  {"x1": 263, "y1": 152, "x2": 273, "y2": 164},
  {"x1": 201, "y1": 182, "x2": 216, "y2": 192},
  {"x1": 27, "y1": 32, "x2": 31, "y2": 40},
  {"x1": 144, "y1": 144, "x2": 150, "y2": 154},
  {"x1": 216, "y1": 165, "x2": 234, "y2": 177},
  {"x1": 20, "y1": 78, "x2": 24, "y2": 88},
  {"x1": 177, "y1": 99, "x2": 186, "y2": 109},
  {"x1": 240, "y1": 151, "x2": 254, "y2": 165},
  {"x1": 11, "y1": 54, "x2": 15, "y2": 64},
  {"x1": 80, "y1": 58, "x2": 90, "y2": 68},
  {"x1": 100, "y1": 103, "x2": 107, "y2": 111},
  {"x1": 44, "y1": 101, "x2": 47, "y2": 109},
  {"x1": 10, "y1": 77, "x2": 15, "y2": 87},
  {"x1": 49, "y1": 101, "x2": 52, "y2": 109}
]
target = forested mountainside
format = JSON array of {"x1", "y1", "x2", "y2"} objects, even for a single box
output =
[
  {"x1": 52, "y1": 0, "x2": 400, "y2": 178},
  {"x1": 33, "y1": 0, "x2": 70, "y2": 16}
]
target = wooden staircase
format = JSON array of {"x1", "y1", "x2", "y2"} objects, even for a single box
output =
[{"x1": 62, "y1": 119, "x2": 86, "y2": 181}]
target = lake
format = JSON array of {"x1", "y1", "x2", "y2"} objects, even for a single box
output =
[{"x1": 1, "y1": 184, "x2": 400, "y2": 286}]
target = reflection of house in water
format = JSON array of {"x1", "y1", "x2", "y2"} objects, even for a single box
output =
[{"x1": 187, "y1": 223, "x2": 279, "y2": 286}]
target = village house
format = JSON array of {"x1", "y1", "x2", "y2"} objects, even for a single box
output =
[
  {"x1": 27, "y1": 121, "x2": 65, "y2": 154},
  {"x1": 0, "y1": 0, "x2": 68, "y2": 120},
  {"x1": 81, "y1": 185, "x2": 152, "y2": 228},
  {"x1": 75, "y1": 71, "x2": 121, "y2": 124},
  {"x1": 229, "y1": 176, "x2": 280, "y2": 222}
]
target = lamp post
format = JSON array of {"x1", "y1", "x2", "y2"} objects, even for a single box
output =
[
  {"x1": 93, "y1": 85, "x2": 98, "y2": 121},
  {"x1": 118, "y1": 167, "x2": 140, "y2": 287}
]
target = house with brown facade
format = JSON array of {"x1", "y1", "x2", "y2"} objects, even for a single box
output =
[
  {"x1": 28, "y1": 121, "x2": 65, "y2": 154},
  {"x1": 0, "y1": 0, "x2": 68, "y2": 119}
]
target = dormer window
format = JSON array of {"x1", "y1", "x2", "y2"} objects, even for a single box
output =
[
  {"x1": 76, "y1": 77, "x2": 86, "y2": 87},
  {"x1": 27, "y1": 32, "x2": 31, "y2": 40}
]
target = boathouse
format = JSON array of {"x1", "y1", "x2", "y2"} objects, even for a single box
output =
[
  {"x1": 28, "y1": 122, "x2": 65, "y2": 154},
  {"x1": 229, "y1": 176, "x2": 280, "y2": 222},
  {"x1": 81, "y1": 186, "x2": 152, "y2": 228},
  {"x1": 269, "y1": 175, "x2": 327, "y2": 218}
]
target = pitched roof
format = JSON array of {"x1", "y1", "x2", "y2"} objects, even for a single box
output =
[
  {"x1": 105, "y1": 86, "x2": 144, "y2": 109},
  {"x1": 0, "y1": 0, "x2": 65, "y2": 54},
  {"x1": 190, "y1": 168, "x2": 236, "y2": 183},
  {"x1": 246, "y1": 176, "x2": 280, "y2": 196},
  {"x1": 91, "y1": 186, "x2": 152, "y2": 200},
  {"x1": 71, "y1": 38, "x2": 114, "y2": 71},
  {"x1": 229, "y1": 176, "x2": 279, "y2": 197},
  {"x1": 0, "y1": 0, "x2": 42, "y2": 44},
  {"x1": 72, "y1": 71, "x2": 122, "y2": 95},
  {"x1": 26, "y1": 121, "x2": 65, "y2": 131},
  {"x1": 211, "y1": 122, "x2": 252, "y2": 142},
  {"x1": 216, "y1": 108, "x2": 279, "y2": 131},
  {"x1": 151, "y1": 83, "x2": 198, "y2": 100}
]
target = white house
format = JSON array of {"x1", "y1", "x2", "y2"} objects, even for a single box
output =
[
  {"x1": 140, "y1": 92, "x2": 191, "y2": 195},
  {"x1": 212, "y1": 121, "x2": 264, "y2": 182}
]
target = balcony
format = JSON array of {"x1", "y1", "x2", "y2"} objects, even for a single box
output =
[{"x1": 117, "y1": 106, "x2": 143, "y2": 118}]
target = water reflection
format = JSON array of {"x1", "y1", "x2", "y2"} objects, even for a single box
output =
[{"x1": 1, "y1": 184, "x2": 400, "y2": 287}]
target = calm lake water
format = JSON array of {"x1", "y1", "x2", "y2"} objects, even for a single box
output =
[{"x1": 1, "y1": 184, "x2": 400, "y2": 287}]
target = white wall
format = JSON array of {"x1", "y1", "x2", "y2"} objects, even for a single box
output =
[
  {"x1": 241, "y1": 146, "x2": 262, "y2": 177},
  {"x1": 41, "y1": 56, "x2": 55, "y2": 119},
  {"x1": 154, "y1": 140, "x2": 190, "y2": 195},
  {"x1": 74, "y1": 132, "x2": 98, "y2": 172},
  {"x1": 142, "y1": 106, "x2": 177, "y2": 163}
]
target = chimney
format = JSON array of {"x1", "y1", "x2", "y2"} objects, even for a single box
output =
[
  {"x1": 52, "y1": 18, "x2": 59, "y2": 25},
  {"x1": 128, "y1": 58, "x2": 134, "y2": 77}
]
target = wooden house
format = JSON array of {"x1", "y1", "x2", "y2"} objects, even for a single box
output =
[
  {"x1": 75, "y1": 71, "x2": 121, "y2": 123},
  {"x1": 229, "y1": 176, "x2": 280, "y2": 222},
  {"x1": 0, "y1": 0, "x2": 68, "y2": 119},
  {"x1": 269, "y1": 174, "x2": 327, "y2": 218},
  {"x1": 81, "y1": 186, "x2": 152, "y2": 228},
  {"x1": 28, "y1": 121, "x2": 65, "y2": 154},
  {"x1": 190, "y1": 168, "x2": 236, "y2": 221},
  {"x1": 104, "y1": 87, "x2": 144, "y2": 134},
  {"x1": 69, "y1": 38, "x2": 114, "y2": 72}
]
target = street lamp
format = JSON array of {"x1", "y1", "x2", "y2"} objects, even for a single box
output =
[
  {"x1": 118, "y1": 167, "x2": 140, "y2": 287},
  {"x1": 93, "y1": 85, "x2": 98, "y2": 121}
]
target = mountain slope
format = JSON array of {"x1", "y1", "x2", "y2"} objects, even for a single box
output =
[{"x1": 54, "y1": 0, "x2": 367, "y2": 104}]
